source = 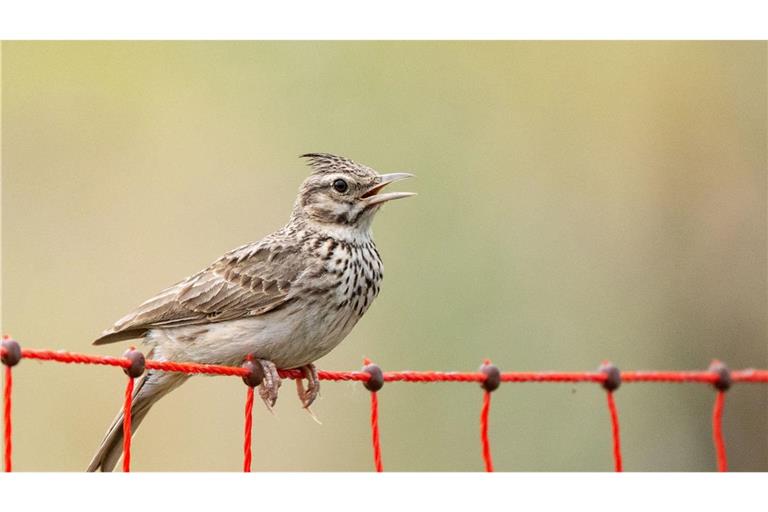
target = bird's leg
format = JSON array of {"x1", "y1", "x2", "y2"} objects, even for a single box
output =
[
  {"x1": 257, "y1": 359, "x2": 281, "y2": 409},
  {"x1": 295, "y1": 363, "x2": 320, "y2": 409}
]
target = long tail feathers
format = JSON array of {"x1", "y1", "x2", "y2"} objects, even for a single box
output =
[{"x1": 86, "y1": 370, "x2": 188, "y2": 472}]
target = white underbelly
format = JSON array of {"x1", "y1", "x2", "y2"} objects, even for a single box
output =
[{"x1": 146, "y1": 301, "x2": 361, "y2": 369}]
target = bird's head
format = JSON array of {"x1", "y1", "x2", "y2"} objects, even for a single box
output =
[{"x1": 292, "y1": 153, "x2": 415, "y2": 237}]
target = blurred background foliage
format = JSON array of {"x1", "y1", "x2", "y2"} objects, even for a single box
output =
[{"x1": 1, "y1": 41, "x2": 765, "y2": 471}]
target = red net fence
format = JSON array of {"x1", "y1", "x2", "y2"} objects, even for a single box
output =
[{"x1": 2, "y1": 336, "x2": 768, "y2": 472}]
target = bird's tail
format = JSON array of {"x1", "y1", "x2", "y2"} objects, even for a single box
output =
[{"x1": 86, "y1": 368, "x2": 188, "y2": 472}]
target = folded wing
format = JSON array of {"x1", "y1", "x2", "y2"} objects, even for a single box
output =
[{"x1": 93, "y1": 238, "x2": 305, "y2": 345}]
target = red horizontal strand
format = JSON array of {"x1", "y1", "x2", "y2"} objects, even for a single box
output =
[
  {"x1": 315, "y1": 370, "x2": 369, "y2": 382},
  {"x1": 21, "y1": 349, "x2": 132, "y2": 369},
  {"x1": 732, "y1": 369, "x2": 768, "y2": 383},
  {"x1": 145, "y1": 359, "x2": 248, "y2": 377},
  {"x1": 502, "y1": 372, "x2": 605, "y2": 383},
  {"x1": 621, "y1": 371, "x2": 718, "y2": 383},
  {"x1": 383, "y1": 371, "x2": 484, "y2": 383},
  {"x1": 4, "y1": 347, "x2": 768, "y2": 383}
]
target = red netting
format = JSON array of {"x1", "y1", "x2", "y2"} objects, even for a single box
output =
[
  {"x1": 243, "y1": 386, "x2": 255, "y2": 472},
  {"x1": 712, "y1": 390, "x2": 727, "y2": 472},
  {"x1": 369, "y1": 390, "x2": 383, "y2": 472},
  {"x1": 480, "y1": 390, "x2": 493, "y2": 472},
  {"x1": 122, "y1": 376, "x2": 134, "y2": 473},
  {"x1": 3, "y1": 364, "x2": 12, "y2": 473},
  {"x1": 2, "y1": 337, "x2": 767, "y2": 472},
  {"x1": 605, "y1": 391, "x2": 622, "y2": 472}
]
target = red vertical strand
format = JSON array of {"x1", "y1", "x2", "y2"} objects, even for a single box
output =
[
  {"x1": 370, "y1": 391, "x2": 383, "y2": 472},
  {"x1": 712, "y1": 390, "x2": 727, "y2": 472},
  {"x1": 122, "y1": 377, "x2": 134, "y2": 472},
  {"x1": 3, "y1": 366, "x2": 12, "y2": 472},
  {"x1": 244, "y1": 386, "x2": 254, "y2": 472},
  {"x1": 605, "y1": 391, "x2": 623, "y2": 472},
  {"x1": 480, "y1": 390, "x2": 493, "y2": 472}
]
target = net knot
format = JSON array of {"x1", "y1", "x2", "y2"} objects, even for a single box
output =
[
  {"x1": 362, "y1": 361, "x2": 384, "y2": 392},
  {"x1": 709, "y1": 360, "x2": 732, "y2": 392},
  {"x1": 241, "y1": 358, "x2": 264, "y2": 388},
  {"x1": 122, "y1": 348, "x2": 146, "y2": 378},
  {"x1": 1, "y1": 339, "x2": 21, "y2": 367},
  {"x1": 480, "y1": 361, "x2": 501, "y2": 392},
  {"x1": 599, "y1": 361, "x2": 621, "y2": 391}
]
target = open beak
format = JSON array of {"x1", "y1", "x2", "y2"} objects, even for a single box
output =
[{"x1": 361, "y1": 172, "x2": 416, "y2": 207}]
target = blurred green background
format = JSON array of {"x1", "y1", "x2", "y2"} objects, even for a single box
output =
[{"x1": 1, "y1": 41, "x2": 766, "y2": 471}]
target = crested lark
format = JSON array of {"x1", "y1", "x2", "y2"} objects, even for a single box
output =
[{"x1": 87, "y1": 153, "x2": 415, "y2": 471}]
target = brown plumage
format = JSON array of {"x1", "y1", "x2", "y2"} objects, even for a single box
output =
[
  {"x1": 93, "y1": 239, "x2": 304, "y2": 344},
  {"x1": 87, "y1": 153, "x2": 415, "y2": 471}
]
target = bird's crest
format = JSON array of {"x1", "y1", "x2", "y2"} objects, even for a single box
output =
[{"x1": 300, "y1": 153, "x2": 376, "y2": 178}]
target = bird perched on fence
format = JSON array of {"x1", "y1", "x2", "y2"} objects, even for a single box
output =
[{"x1": 87, "y1": 153, "x2": 415, "y2": 471}]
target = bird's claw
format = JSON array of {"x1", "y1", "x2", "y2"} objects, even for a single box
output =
[
  {"x1": 257, "y1": 359, "x2": 281, "y2": 409},
  {"x1": 295, "y1": 363, "x2": 320, "y2": 409}
]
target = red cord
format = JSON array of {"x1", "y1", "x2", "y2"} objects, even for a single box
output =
[
  {"x1": 22, "y1": 349, "x2": 133, "y2": 370},
  {"x1": 731, "y1": 369, "x2": 768, "y2": 382},
  {"x1": 3, "y1": 366, "x2": 12, "y2": 472},
  {"x1": 10, "y1": 347, "x2": 768, "y2": 383},
  {"x1": 712, "y1": 391, "x2": 727, "y2": 472},
  {"x1": 4, "y1": 342, "x2": 768, "y2": 472},
  {"x1": 370, "y1": 391, "x2": 382, "y2": 472},
  {"x1": 480, "y1": 390, "x2": 493, "y2": 472},
  {"x1": 621, "y1": 371, "x2": 717, "y2": 383},
  {"x1": 605, "y1": 391, "x2": 623, "y2": 472},
  {"x1": 244, "y1": 386, "x2": 254, "y2": 472},
  {"x1": 122, "y1": 376, "x2": 134, "y2": 472}
]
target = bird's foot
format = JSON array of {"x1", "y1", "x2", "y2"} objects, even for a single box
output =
[
  {"x1": 295, "y1": 363, "x2": 320, "y2": 409},
  {"x1": 257, "y1": 359, "x2": 281, "y2": 409}
]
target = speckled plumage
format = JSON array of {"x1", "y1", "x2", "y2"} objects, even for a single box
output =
[{"x1": 87, "y1": 153, "x2": 414, "y2": 471}]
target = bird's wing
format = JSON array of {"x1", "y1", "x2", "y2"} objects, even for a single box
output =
[{"x1": 93, "y1": 238, "x2": 306, "y2": 345}]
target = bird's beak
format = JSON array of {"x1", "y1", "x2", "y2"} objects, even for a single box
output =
[{"x1": 361, "y1": 173, "x2": 416, "y2": 206}]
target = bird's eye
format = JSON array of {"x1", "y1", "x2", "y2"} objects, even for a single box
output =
[{"x1": 332, "y1": 178, "x2": 349, "y2": 193}]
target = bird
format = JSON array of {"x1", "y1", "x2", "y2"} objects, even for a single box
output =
[{"x1": 86, "y1": 153, "x2": 415, "y2": 471}]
